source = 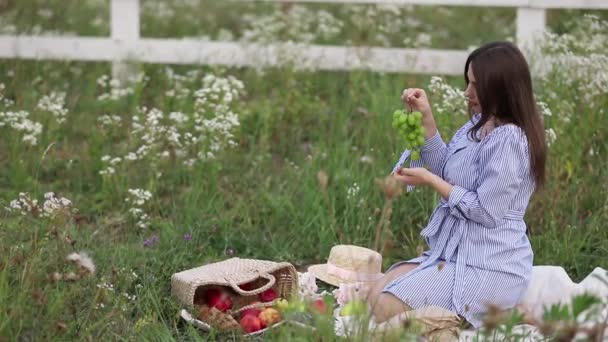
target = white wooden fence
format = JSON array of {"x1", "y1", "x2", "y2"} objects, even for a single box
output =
[{"x1": 0, "y1": 0, "x2": 606, "y2": 77}]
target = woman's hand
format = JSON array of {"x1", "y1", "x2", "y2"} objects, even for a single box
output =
[
  {"x1": 401, "y1": 88, "x2": 437, "y2": 139},
  {"x1": 394, "y1": 167, "x2": 453, "y2": 201},
  {"x1": 401, "y1": 88, "x2": 431, "y2": 117},
  {"x1": 394, "y1": 167, "x2": 433, "y2": 186}
]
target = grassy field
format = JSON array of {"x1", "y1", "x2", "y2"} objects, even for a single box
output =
[{"x1": 1, "y1": 1, "x2": 607, "y2": 340}]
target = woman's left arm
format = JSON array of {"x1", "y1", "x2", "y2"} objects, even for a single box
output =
[
  {"x1": 397, "y1": 126, "x2": 529, "y2": 228},
  {"x1": 395, "y1": 169, "x2": 453, "y2": 199}
]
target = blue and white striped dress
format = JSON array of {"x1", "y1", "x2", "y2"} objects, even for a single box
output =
[{"x1": 384, "y1": 114, "x2": 535, "y2": 328}]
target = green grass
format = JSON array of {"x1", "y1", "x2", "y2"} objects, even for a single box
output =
[{"x1": 1, "y1": 1, "x2": 607, "y2": 340}]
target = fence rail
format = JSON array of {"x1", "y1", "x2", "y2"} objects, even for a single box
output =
[
  {"x1": 0, "y1": 0, "x2": 605, "y2": 77},
  {"x1": 237, "y1": 0, "x2": 608, "y2": 8}
]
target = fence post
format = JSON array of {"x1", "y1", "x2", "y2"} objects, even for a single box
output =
[
  {"x1": 516, "y1": 6, "x2": 546, "y2": 52},
  {"x1": 111, "y1": 0, "x2": 140, "y2": 81}
]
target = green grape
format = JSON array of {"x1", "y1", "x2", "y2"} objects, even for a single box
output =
[
  {"x1": 390, "y1": 109, "x2": 426, "y2": 167},
  {"x1": 407, "y1": 115, "x2": 417, "y2": 126},
  {"x1": 393, "y1": 110, "x2": 402, "y2": 121},
  {"x1": 417, "y1": 136, "x2": 425, "y2": 146}
]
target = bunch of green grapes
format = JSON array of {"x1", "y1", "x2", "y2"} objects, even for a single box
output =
[{"x1": 392, "y1": 109, "x2": 425, "y2": 160}]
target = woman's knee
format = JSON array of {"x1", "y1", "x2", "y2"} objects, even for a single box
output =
[
  {"x1": 367, "y1": 263, "x2": 418, "y2": 303},
  {"x1": 370, "y1": 293, "x2": 412, "y2": 324}
]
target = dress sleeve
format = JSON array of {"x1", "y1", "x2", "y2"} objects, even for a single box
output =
[
  {"x1": 446, "y1": 126, "x2": 529, "y2": 228},
  {"x1": 409, "y1": 130, "x2": 448, "y2": 176}
]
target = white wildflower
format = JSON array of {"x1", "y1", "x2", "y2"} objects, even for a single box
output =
[
  {"x1": 142, "y1": 0, "x2": 175, "y2": 20},
  {"x1": 0, "y1": 110, "x2": 43, "y2": 146},
  {"x1": 97, "y1": 282, "x2": 115, "y2": 291},
  {"x1": 415, "y1": 33, "x2": 432, "y2": 47},
  {"x1": 241, "y1": 5, "x2": 342, "y2": 45},
  {"x1": 347, "y1": 183, "x2": 361, "y2": 200},
  {"x1": 537, "y1": 101, "x2": 553, "y2": 117},
  {"x1": 99, "y1": 167, "x2": 115, "y2": 176},
  {"x1": 298, "y1": 272, "x2": 318, "y2": 299},
  {"x1": 41, "y1": 192, "x2": 73, "y2": 218},
  {"x1": 545, "y1": 128, "x2": 557, "y2": 146},
  {"x1": 530, "y1": 15, "x2": 608, "y2": 104},
  {"x1": 37, "y1": 92, "x2": 68, "y2": 124},
  {"x1": 126, "y1": 189, "x2": 152, "y2": 229},
  {"x1": 122, "y1": 292, "x2": 137, "y2": 302},
  {"x1": 169, "y1": 111, "x2": 187, "y2": 124},
  {"x1": 5, "y1": 192, "x2": 38, "y2": 216},
  {"x1": 64, "y1": 272, "x2": 79, "y2": 281},
  {"x1": 97, "y1": 74, "x2": 135, "y2": 101},
  {"x1": 125, "y1": 152, "x2": 137, "y2": 161},
  {"x1": 428, "y1": 76, "x2": 468, "y2": 116},
  {"x1": 126, "y1": 188, "x2": 152, "y2": 206},
  {"x1": 98, "y1": 114, "x2": 122, "y2": 127},
  {"x1": 66, "y1": 252, "x2": 96, "y2": 274},
  {"x1": 360, "y1": 155, "x2": 374, "y2": 164}
]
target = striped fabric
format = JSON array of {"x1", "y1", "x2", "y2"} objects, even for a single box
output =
[
  {"x1": 384, "y1": 114, "x2": 535, "y2": 328},
  {"x1": 391, "y1": 149, "x2": 415, "y2": 192}
]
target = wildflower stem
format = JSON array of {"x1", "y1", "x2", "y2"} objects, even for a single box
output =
[
  {"x1": 373, "y1": 199, "x2": 393, "y2": 252},
  {"x1": 33, "y1": 141, "x2": 56, "y2": 193},
  {"x1": 322, "y1": 190, "x2": 343, "y2": 242}
]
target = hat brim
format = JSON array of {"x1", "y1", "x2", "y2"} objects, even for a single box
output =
[{"x1": 307, "y1": 264, "x2": 383, "y2": 287}]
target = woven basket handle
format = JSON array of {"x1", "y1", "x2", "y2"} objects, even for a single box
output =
[{"x1": 229, "y1": 273, "x2": 276, "y2": 296}]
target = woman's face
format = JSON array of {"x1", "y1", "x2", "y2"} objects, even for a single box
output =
[{"x1": 465, "y1": 64, "x2": 481, "y2": 114}]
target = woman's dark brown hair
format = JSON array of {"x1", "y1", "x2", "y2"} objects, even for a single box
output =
[{"x1": 465, "y1": 41, "x2": 546, "y2": 190}]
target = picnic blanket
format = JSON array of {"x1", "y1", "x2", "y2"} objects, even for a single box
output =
[{"x1": 335, "y1": 266, "x2": 608, "y2": 341}]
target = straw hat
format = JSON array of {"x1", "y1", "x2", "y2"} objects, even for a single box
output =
[{"x1": 308, "y1": 245, "x2": 384, "y2": 287}]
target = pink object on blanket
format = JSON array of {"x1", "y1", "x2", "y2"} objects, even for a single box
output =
[{"x1": 332, "y1": 282, "x2": 370, "y2": 306}]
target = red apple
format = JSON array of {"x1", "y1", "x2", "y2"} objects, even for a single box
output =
[
  {"x1": 259, "y1": 288, "x2": 277, "y2": 302},
  {"x1": 239, "y1": 281, "x2": 255, "y2": 291},
  {"x1": 240, "y1": 303, "x2": 262, "y2": 319},
  {"x1": 203, "y1": 288, "x2": 233, "y2": 312},
  {"x1": 312, "y1": 298, "x2": 326, "y2": 314},
  {"x1": 203, "y1": 288, "x2": 221, "y2": 302},
  {"x1": 240, "y1": 314, "x2": 265, "y2": 333}
]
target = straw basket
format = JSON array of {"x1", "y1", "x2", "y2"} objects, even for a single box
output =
[{"x1": 171, "y1": 257, "x2": 298, "y2": 334}]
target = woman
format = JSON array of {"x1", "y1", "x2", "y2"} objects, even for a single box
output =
[{"x1": 366, "y1": 41, "x2": 547, "y2": 328}]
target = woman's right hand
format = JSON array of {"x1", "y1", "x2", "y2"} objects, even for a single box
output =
[
  {"x1": 401, "y1": 88, "x2": 431, "y2": 117},
  {"x1": 401, "y1": 88, "x2": 437, "y2": 139}
]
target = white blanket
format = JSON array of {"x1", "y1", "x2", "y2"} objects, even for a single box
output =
[
  {"x1": 460, "y1": 266, "x2": 608, "y2": 341},
  {"x1": 335, "y1": 266, "x2": 608, "y2": 341}
]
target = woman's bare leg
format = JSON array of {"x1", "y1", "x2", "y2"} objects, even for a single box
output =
[
  {"x1": 366, "y1": 263, "x2": 418, "y2": 323},
  {"x1": 370, "y1": 293, "x2": 413, "y2": 324}
]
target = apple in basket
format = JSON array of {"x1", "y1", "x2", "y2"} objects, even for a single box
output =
[
  {"x1": 203, "y1": 288, "x2": 233, "y2": 312},
  {"x1": 275, "y1": 298, "x2": 289, "y2": 311},
  {"x1": 258, "y1": 308, "x2": 281, "y2": 326},
  {"x1": 259, "y1": 288, "x2": 277, "y2": 302},
  {"x1": 239, "y1": 281, "x2": 255, "y2": 291},
  {"x1": 240, "y1": 302, "x2": 262, "y2": 320},
  {"x1": 240, "y1": 314, "x2": 265, "y2": 333}
]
